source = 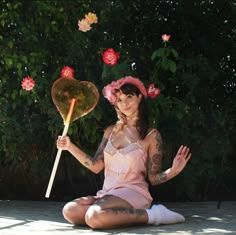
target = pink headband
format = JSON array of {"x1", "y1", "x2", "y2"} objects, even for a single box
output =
[{"x1": 102, "y1": 76, "x2": 147, "y2": 104}]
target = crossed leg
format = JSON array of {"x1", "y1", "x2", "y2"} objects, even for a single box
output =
[
  {"x1": 62, "y1": 195, "x2": 185, "y2": 229},
  {"x1": 85, "y1": 195, "x2": 148, "y2": 229},
  {"x1": 62, "y1": 195, "x2": 148, "y2": 229}
]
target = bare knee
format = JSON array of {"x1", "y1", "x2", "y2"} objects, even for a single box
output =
[
  {"x1": 62, "y1": 201, "x2": 85, "y2": 225},
  {"x1": 85, "y1": 205, "x2": 105, "y2": 229}
]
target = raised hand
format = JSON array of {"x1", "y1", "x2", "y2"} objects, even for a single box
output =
[{"x1": 171, "y1": 145, "x2": 191, "y2": 175}]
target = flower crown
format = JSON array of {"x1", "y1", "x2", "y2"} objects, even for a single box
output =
[{"x1": 102, "y1": 76, "x2": 147, "y2": 105}]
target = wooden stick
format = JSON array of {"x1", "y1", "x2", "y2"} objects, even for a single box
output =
[
  {"x1": 45, "y1": 98, "x2": 76, "y2": 198},
  {"x1": 65, "y1": 98, "x2": 76, "y2": 125}
]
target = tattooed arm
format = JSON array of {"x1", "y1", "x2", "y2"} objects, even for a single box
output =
[
  {"x1": 147, "y1": 129, "x2": 191, "y2": 185},
  {"x1": 147, "y1": 129, "x2": 169, "y2": 185},
  {"x1": 57, "y1": 126, "x2": 113, "y2": 174}
]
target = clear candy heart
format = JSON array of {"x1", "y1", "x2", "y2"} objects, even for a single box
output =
[{"x1": 51, "y1": 77, "x2": 99, "y2": 123}]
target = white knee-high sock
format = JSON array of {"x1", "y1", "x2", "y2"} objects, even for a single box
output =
[{"x1": 146, "y1": 204, "x2": 185, "y2": 225}]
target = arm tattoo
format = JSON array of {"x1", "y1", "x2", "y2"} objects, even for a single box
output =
[
  {"x1": 148, "y1": 153, "x2": 162, "y2": 175},
  {"x1": 148, "y1": 131, "x2": 167, "y2": 184},
  {"x1": 154, "y1": 172, "x2": 167, "y2": 184},
  {"x1": 84, "y1": 154, "x2": 96, "y2": 166},
  {"x1": 84, "y1": 137, "x2": 108, "y2": 166},
  {"x1": 94, "y1": 137, "x2": 108, "y2": 160},
  {"x1": 155, "y1": 131, "x2": 163, "y2": 151},
  {"x1": 148, "y1": 131, "x2": 163, "y2": 175}
]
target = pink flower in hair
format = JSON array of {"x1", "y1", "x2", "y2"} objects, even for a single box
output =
[
  {"x1": 147, "y1": 83, "x2": 161, "y2": 98},
  {"x1": 103, "y1": 76, "x2": 147, "y2": 104}
]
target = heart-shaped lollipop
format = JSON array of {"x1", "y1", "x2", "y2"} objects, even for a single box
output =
[
  {"x1": 45, "y1": 66, "x2": 99, "y2": 198},
  {"x1": 51, "y1": 67, "x2": 99, "y2": 123}
]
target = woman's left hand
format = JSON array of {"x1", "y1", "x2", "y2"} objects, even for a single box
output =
[{"x1": 171, "y1": 145, "x2": 191, "y2": 175}]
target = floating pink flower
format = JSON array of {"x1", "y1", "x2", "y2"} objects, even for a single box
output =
[
  {"x1": 78, "y1": 18, "x2": 91, "y2": 32},
  {"x1": 162, "y1": 34, "x2": 171, "y2": 42},
  {"x1": 21, "y1": 76, "x2": 35, "y2": 91},
  {"x1": 60, "y1": 66, "x2": 75, "y2": 78},
  {"x1": 147, "y1": 83, "x2": 161, "y2": 98},
  {"x1": 102, "y1": 48, "x2": 120, "y2": 66}
]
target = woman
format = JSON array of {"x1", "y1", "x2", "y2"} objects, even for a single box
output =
[{"x1": 57, "y1": 76, "x2": 191, "y2": 229}]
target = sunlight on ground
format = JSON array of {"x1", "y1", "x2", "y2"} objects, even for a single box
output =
[
  {"x1": 201, "y1": 228, "x2": 233, "y2": 234},
  {"x1": 207, "y1": 217, "x2": 223, "y2": 221},
  {"x1": 0, "y1": 216, "x2": 108, "y2": 234}
]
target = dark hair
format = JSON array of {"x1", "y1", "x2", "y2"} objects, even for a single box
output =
[{"x1": 119, "y1": 84, "x2": 149, "y2": 139}]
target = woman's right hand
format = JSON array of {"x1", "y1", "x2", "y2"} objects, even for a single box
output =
[
  {"x1": 171, "y1": 145, "x2": 191, "y2": 175},
  {"x1": 56, "y1": 136, "x2": 71, "y2": 150}
]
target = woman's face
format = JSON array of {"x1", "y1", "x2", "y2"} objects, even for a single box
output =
[{"x1": 115, "y1": 91, "x2": 142, "y2": 118}]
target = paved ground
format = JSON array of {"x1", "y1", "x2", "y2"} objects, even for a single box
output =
[{"x1": 0, "y1": 200, "x2": 236, "y2": 235}]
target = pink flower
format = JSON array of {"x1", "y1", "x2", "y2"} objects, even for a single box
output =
[
  {"x1": 102, "y1": 48, "x2": 120, "y2": 66},
  {"x1": 78, "y1": 18, "x2": 91, "y2": 32},
  {"x1": 60, "y1": 66, "x2": 75, "y2": 78},
  {"x1": 162, "y1": 34, "x2": 171, "y2": 42},
  {"x1": 21, "y1": 76, "x2": 35, "y2": 91},
  {"x1": 147, "y1": 83, "x2": 161, "y2": 98}
]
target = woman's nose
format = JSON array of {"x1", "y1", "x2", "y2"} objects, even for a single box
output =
[{"x1": 121, "y1": 100, "x2": 129, "y2": 106}]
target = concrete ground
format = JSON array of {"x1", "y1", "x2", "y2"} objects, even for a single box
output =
[{"x1": 0, "y1": 200, "x2": 236, "y2": 235}]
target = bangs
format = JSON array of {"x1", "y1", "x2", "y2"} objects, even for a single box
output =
[{"x1": 119, "y1": 84, "x2": 140, "y2": 96}]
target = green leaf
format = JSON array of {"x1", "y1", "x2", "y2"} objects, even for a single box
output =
[
  {"x1": 170, "y1": 48, "x2": 179, "y2": 58},
  {"x1": 11, "y1": 90, "x2": 18, "y2": 100},
  {"x1": 1, "y1": 19, "x2": 5, "y2": 27},
  {"x1": 5, "y1": 58, "x2": 13, "y2": 68},
  {"x1": 101, "y1": 64, "x2": 112, "y2": 80},
  {"x1": 8, "y1": 41, "x2": 13, "y2": 49},
  {"x1": 21, "y1": 56, "x2": 28, "y2": 64},
  {"x1": 151, "y1": 48, "x2": 165, "y2": 60},
  {"x1": 111, "y1": 63, "x2": 133, "y2": 80},
  {"x1": 169, "y1": 59, "x2": 177, "y2": 73},
  {"x1": 161, "y1": 57, "x2": 168, "y2": 70}
]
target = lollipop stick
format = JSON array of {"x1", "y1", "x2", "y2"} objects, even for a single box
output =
[{"x1": 45, "y1": 98, "x2": 76, "y2": 198}]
